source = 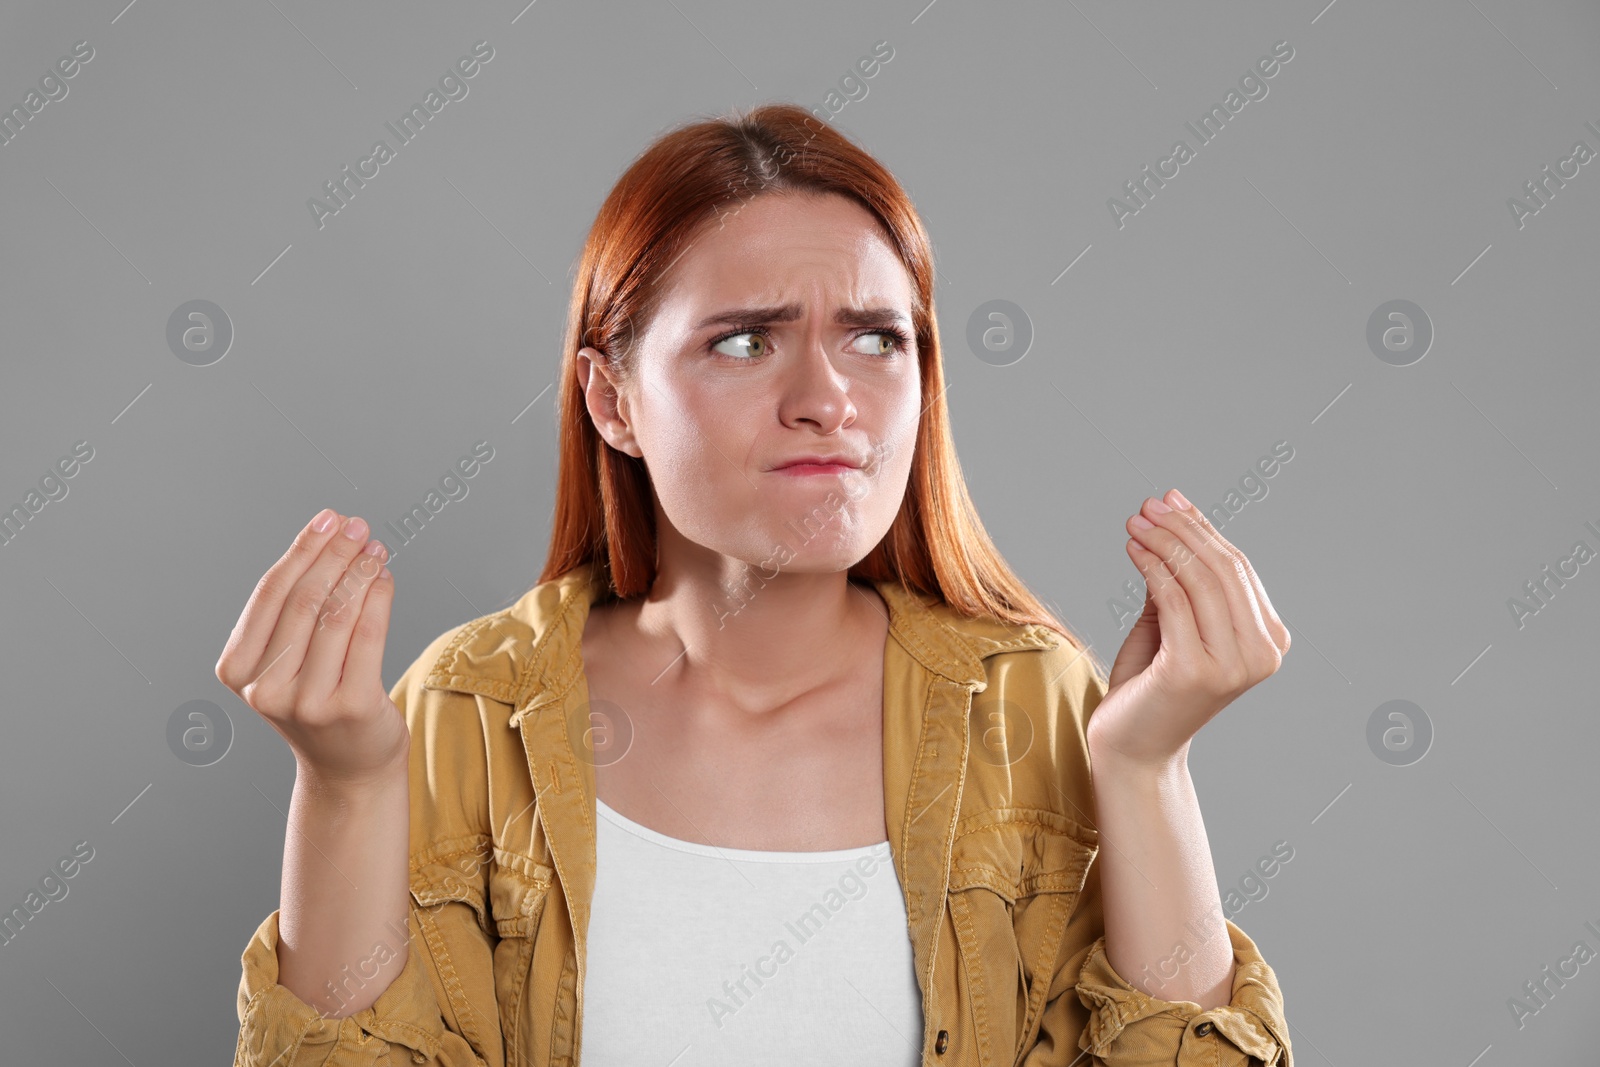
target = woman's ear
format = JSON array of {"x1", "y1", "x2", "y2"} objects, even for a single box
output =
[{"x1": 578, "y1": 347, "x2": 643, "y2": 458}]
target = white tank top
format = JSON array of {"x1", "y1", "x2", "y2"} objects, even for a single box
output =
[{"x1": 579, "y1": 796, "x2": 924, "y2": 1065}]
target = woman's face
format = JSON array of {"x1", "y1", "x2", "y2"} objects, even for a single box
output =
[{"x1": 580, "y1": 191, "x2": 922, "y2": 575}]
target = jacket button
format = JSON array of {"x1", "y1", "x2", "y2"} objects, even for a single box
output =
[
  {"x1": 1194, "y1": 1021, "x2": 1215, "y2": 1037},
  {"x1": 934, "y1": 1029, "x2": 949, "y2": 1054}
]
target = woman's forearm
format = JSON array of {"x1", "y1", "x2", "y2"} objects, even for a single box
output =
[
  {"x1": 275, "y1": 758, "x2": 413, "y2": 1018},
  {"x1": 1089, "y1": 739, "x2": 1236, "y2": 1009}
]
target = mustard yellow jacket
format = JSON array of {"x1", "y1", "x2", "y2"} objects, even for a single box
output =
[{"x1": 235, "y1": 562, "x2": 1293, "y2": 1066}]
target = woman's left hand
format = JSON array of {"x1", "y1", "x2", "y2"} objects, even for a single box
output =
[{"x1": 1086, "y1": 488, "x2": 1291, "y2": 767}]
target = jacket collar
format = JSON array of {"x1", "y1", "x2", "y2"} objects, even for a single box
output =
[{"x1": 421, "y1": 560, "x2": 1062, "y2": 716}]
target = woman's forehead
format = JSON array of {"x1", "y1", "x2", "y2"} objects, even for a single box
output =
[{"x1": 659, "y1": 238, "x2": 911, "y2": 324}]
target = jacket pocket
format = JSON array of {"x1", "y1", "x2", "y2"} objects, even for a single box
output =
[
  {"x1": 487, "y1": 851, "x2": 555, "y2": 1054},
  {"x1": 407, "y1": 840, "x2": 507, "y2": 1064},
  {"x1": 946, "y1": 809, "x2": 1098, "y2": 1067}
]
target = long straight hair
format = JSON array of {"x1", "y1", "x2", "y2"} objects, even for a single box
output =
[{"x1": 540, "y1": 103, "x2": 1093, "y2": 659}]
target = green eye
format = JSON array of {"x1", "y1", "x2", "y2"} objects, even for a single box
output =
[
  {"x1": 854, "y1": 332, "x2": 895, "y2": 356},
  {"x1": 851, "y1": 328, "x2": 911, "y2": 357},
  {"x1": 711, "y1": 331, "x2": 769, "y2": 359}
]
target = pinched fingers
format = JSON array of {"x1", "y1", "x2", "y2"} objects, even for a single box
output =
[
  {"x1": 1136, "y1": 489, "x2": 1287, "y2": 687},
  {"x1": 1185, "y1": 505, "x2": 1290, "y2": 656},
  {"x1": 298, "y1": 526, "x2": 391, "y2": 707},
  {"x1": 216, "y1": 508, "x2": 344, "y2": 693},
  {"x1": 1129, "y1": 494, "x2": 1240, "y2": 673}
]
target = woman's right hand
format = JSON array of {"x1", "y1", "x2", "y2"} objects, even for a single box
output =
[{"x1": 215, "y1": 509, "x2": 409, "y2": 788}]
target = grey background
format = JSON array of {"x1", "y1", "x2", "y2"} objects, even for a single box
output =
[{"x1": 2, "y1": 0, "x2": 1597, "y2": 1062}]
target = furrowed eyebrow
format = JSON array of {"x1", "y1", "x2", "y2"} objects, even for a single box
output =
[{"x1": 692, "y1": 304, "x2": 911, "y2": 331}]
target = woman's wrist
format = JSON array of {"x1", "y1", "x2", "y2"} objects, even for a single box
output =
[
  {"x1": 1085, "y1": 724, "x2": 1190, "y2": 780},
  {"x1": 294, "y1": 750, "x2": 411, "y2": 804}
]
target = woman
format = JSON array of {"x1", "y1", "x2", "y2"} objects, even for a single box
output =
[{"x1": 223, "y1": 104, "x2": 1294, "y2": 1066}]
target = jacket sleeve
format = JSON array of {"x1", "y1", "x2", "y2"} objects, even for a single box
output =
[
  {"x1": 1020, "y1": 641, "x2": 1294, "y2": 1067},
  {"x1": 1069, "y1": 917, "x2": 1293, "y2": 1066},
  {"x1": 234, "y1": 905, "x2": 489, "y2": 1066},
  {"x1": 234, "y1": 627, "x2": 506, "y2": 1067}
]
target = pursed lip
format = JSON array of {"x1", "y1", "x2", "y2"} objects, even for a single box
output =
[{"x1": 767, "y1": 453, "x2": 864, "y2": 471}]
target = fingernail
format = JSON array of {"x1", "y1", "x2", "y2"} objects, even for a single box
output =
[
  {"x1": 1146, "y1": 496, "x2": 1172, "y2": 515},
  {"x1": 342, "y1": 515, "x2": 368, "y2": 540},
  {"x1": 1131, "y1": 514, "x2": 1155, "y2": 529},
  {"x1": 312, "y1": 508, "x2": 336, "y2": 533},
  {"x1": 1168, "y1": 488, "x2": 1191, "y2": 510}
]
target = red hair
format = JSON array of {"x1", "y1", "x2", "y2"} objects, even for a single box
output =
[{"x1": 540, "y1": 103, "x2": 1092, "y2": 658}]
